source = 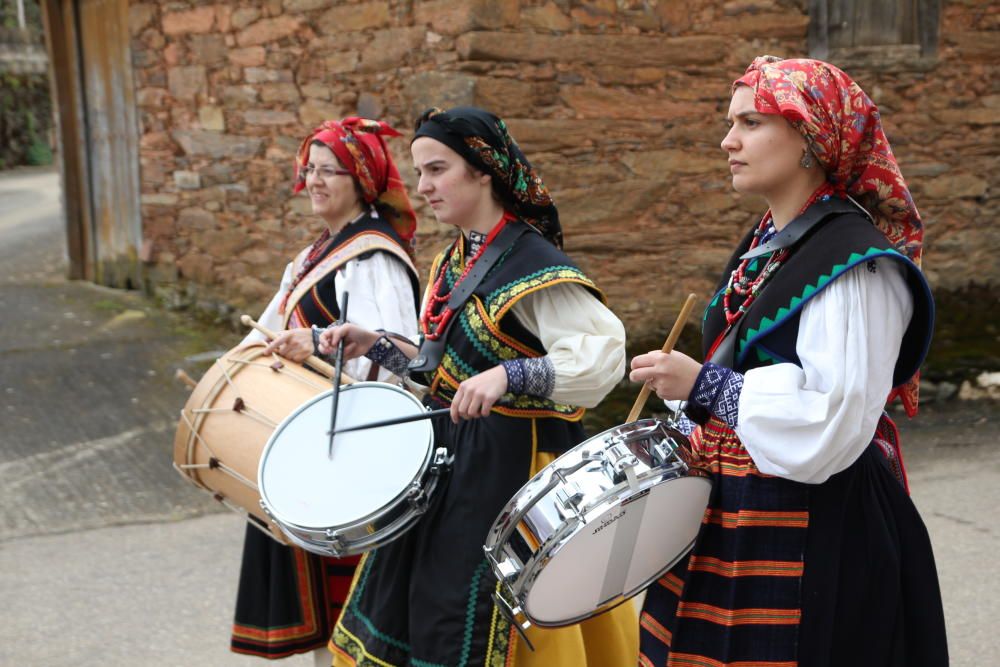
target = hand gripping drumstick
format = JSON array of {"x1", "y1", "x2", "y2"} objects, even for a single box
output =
[
  {"x1": 239, "y1": 314, "x2": 355, "y2": 385},
  {"x1": 625, "y1": 293, "x2": 698, "y2": 423}
]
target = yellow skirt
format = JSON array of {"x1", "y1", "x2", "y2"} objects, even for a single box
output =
[
  {"x1": 509, "y1": 451, "x2": 638, "y2": 666},
  {"x1": 331, "y1": 452, "x2": 639, "y2": 667}
]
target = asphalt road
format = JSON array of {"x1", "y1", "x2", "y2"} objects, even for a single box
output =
[{"x1": 0, "y1": 167, "x2": 996, "y2": 666}]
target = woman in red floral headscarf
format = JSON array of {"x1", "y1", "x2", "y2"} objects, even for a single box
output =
[
  {"x1": 630, "y1": 57, "x2": 947, "y2": 666},
  {"x1": 231, "y1": 118, "x2": 420, "y2": 663}
]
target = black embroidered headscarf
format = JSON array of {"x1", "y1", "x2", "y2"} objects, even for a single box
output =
[{"x1": 412, "y1": 106, "x2": 563, "y2": 248}]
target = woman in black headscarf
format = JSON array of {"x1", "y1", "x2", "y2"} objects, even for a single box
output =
[{"x1": 318, "y1": 107, "x2": 636, "y2": 666}]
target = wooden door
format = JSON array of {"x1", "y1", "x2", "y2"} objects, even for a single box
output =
[{"x1": 41, "y1": 0, "x2": 141, "y2": 287}]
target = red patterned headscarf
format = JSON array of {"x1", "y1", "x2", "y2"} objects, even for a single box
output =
[
  {"x1": 734, "y1": 56, "x2": 922, "y2": 266},
  {"x1": 294, "y1": 117, "x2": 417, "y2": 258},
  {"x1": 735, "y1": 56, "x2": 925, "y2": 416}
]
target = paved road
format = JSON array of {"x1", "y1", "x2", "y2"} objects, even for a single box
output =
[{"x1": 0, "y1": 167, "x2": 996, "y2": 665}]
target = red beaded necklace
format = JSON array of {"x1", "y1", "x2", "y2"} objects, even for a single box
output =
[
  {"x1": 721, "y1": 183, "x2": 834, "y2": 327},
  {"x1": 420, "y1": 214, "x2": 512, "y2": 340}
]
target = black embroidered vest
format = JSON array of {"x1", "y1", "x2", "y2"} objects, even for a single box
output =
[
  {"x1": 702, "y1": 204, "x2": 933, "y2": 387},
  {"x1": 284, "y1": 213, "x2": 419, "y2": 329},
  {"x1": 423, "y1": 224, "x2": 604, "y2": 420}
]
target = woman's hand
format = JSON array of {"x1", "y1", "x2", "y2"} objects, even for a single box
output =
[
  {"x1": 317, "y1": 323, "x2": 380, "y2": 360},
  {"x1": 629, "y1": 350, "x2": 702, "y2": 401},
  {"x1": 450, "y1": 365, "x2": 508, "y2": 423},
  {"x1": 264, "y1": 328, "x2": 315, "y2": 363}
]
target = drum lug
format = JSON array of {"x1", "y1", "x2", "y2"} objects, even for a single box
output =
[
  {"x1": 602, "y1": 440, "x2": 641, "y2": 488},
  {"x1": 553, "y1": 484, "x2": 584, "y2": 519},
  {"x1": 429, "y1": 446, "x2": 452, "y2": 474},
  {"x1": 494, "y1": 557, "x2": 520, "y2": 582},
  {"x1": 324, "y1": 529, "x2": 347, "y2": 555},
  {"x1": 406, "y1": 482, "x2": 429, "y2": 512}
]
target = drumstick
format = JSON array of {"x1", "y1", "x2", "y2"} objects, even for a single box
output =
[
  {"x1": 174, "y1": 368, "x2": 197, "y2": 389},
  {"x1": 239, "y1": 314, "x2": 354, "y2": 385},
  {"x1": 626, "y1": 293, "x2": 698, "y2": 423},
  {"x1": 329, "y1": 408, "x2": 452, "y2": 436},
  {"x1": 328, "y1": 291, "x2": 349, "y2": 458}
]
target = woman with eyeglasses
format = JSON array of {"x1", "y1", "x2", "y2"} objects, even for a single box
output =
[{"x1": 231, "y1": 118, "x2": 420, "y2": 665}]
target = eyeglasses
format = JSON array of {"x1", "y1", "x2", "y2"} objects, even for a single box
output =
[{"x1": 304, "y1": 164, "x2": 352, "y2": 179}]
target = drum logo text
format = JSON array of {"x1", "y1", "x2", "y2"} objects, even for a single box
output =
[{"x1": 592, "y1": 509, "x2": 626, "y2": 535}]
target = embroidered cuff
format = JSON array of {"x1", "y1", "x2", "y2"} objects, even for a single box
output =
[
  {"x1": 673, "y1": 411, "x2": 698, "y2": 437},
  {"x1": 501, "y1": 357, "x2": 555, "y2": 398},
  {"x1": 684, "y1": 362, "x2": 744, "y2": 429},
  {"x1": 365, "y1": 335, "x2": 411, "y2": 377}
]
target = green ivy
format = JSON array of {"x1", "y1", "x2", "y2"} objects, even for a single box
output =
[{"x1": 0, "y1": 71, "x2": 53, "y2": 167}]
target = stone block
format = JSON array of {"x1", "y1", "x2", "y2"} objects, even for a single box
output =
[
  {"x1": 228, "y1": 46, "x2": 267, "y2": 67},
  {"x1": 245, "y1": 67, "x2": 294, "y2": 83},
  {"x1": 474, "y1": 77, "x2": 536, "y2": 117},
  {"x1": 237, "y1": 16, "x2": 302, "y2": 47},
  {"x1": 178, "y1": 207, "x2": 216, "y2": 231},
  {"x1": 298, "y1": 99, "x2": 339, "y2": 127},
  {"x1": 932, "y1": 108, "x2": 1000, "y2": 126},
  {"x1": 301, "y1": 83, "x2": 333, "y2": 100},
  {"x1": 322, "y1": 51, "x2": 360, "y2": 74},
  {"x1": 284, "y1": 0, "x2": 334, "y2": 11},
  {"x1": 621, "y1": 149, "x2": 720, "y2": 178},
  {"x1": 402, "y1": 71, "x2": 475, "y2": 120},
  {"x1": 360, "y1": 27, "x2": 426, "y2": 72},
  {"x1": 707, "y1": 12, "x2": 807, "y2": 38},
  {"x1": 129, "y1": 3, "x2": 157, "y2": 34},
  {"x1": 136, "y1": 87, "x2": 170, "y2": 107},
  {"x1": 231, "y1": 7, "x2": 260, "y2": 30},
  {"x1": 561, "y1": 86, "x2": 708, "y2": 120},
  {"x1": 187, "y1": 34, "x2": 227, "y2": 65},
  {"x1": 921, "y1": 174, "x2": 989, "y2": 200},
  {"x1": 140, "y1": 193, "x2": 180, "y2": 206},
  {"x1": 259, "y1": 83, "x2": 302, "y2": 103},
  {"x1": 244, "y1": 109, "x2": 298, "y2": 126},
  {"x1": 414, "y1": 0, "x2": 519, "y2": 35},
  {"x1": 198, "y1": 105, "x2": 225, "y2": 131},
  {"x1": 457, "y1": 32, "x2": 727, "y2": 66},
  {"x1": 522, "y1": 2, "x2": 571, "y2": 32},
  {"x1": 317, "y1": 2, "x2": 390, "y2": 34},
  {"x1": 162, "y1": 7, "x2": 215, "y2": 35},
  {"x1": 167, "y1": 65, "x2": 207, "y2": 101},
  {"x1": 173, "y1": 170, "x2": 202, "y2": 190},
  {"x1": 356, "y1": 92, "x2": 383, "y2": 119},
  {"x1": 177, "y1": 252, "x2": 216, "y2": 283},
  {"x1": 221, "y1": 85, "x2": 259, "y2": 106},
  {"x1": 172, "y1": 130, "x2": 264, "y2": 158}
]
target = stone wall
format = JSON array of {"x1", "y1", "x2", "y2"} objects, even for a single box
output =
[{"x1": 129, "y1": 0, "x2": 998, "y2": 342}]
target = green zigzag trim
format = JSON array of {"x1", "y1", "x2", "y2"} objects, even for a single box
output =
[
  {"x1": 458, "y1": 560, "x2": 490, "y2": 667},
  {"x1": 739, "y1": 246, "x2": 901, "y2": 356},
  {"x1": 445, "y1": 343, "x2": 478, "y2": 377},
  {"x1": 458, "y1": 308, "x2": 503, "y2": 365},
  {"x1": 485, "y1": 264, "x2": 585, "y2": 306},
  {"x1": 347, "y1": 552, "x2": 411, "y2": 653}
]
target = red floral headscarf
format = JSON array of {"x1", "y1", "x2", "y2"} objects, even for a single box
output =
[
  {"x1": 735, "y1": 56, "x2": 925, "y2": 416},
  {"x1": 734, "y1": 56, "x2": 922, "y2": 266},
  {"x1": 294, "y1": 117, "x2": 417, "y2": 258}
]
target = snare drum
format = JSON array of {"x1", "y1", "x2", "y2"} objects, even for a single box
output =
[
  {"x1": 258, "y1": 382, "x2": 449, "y2": 557},
  {"x1": 484, "y1": 418, "x2": 711, "y2": 629},
  {"x1": 173, "y1": 343, "x2": 329, "y2": 544}
]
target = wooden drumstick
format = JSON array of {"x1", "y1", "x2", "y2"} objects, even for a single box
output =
[
  {"x1": 626, "y1": 293, "x2": 698, "y2": 423},
  {"x1": 239, "y1": 314, "x2": 355, "y2": 385},
  {"x1": 174, "y1": 368, "x2": 197, "y2": 389}
]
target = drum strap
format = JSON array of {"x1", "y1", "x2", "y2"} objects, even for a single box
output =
[
  {"x1": 708, "y1": 198, "x2": 867, "y2": 369},
  {"x1": 408, "y1": 222, "x2": 529, "y2": 373}
]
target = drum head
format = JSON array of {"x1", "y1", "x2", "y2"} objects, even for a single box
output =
[
  {"x1": 524, "y1": 475, "x2": 711, "y2": 625},
  {"x1": 259, "y1": 383, "x2": 431, "y2": 529}
]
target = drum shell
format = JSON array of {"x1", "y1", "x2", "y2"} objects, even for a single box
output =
[
  {"x1": 173, "y1": 344, "x2": 330, "y2": 544},
  {"x1": 484, "y1": 418, "x2": 711, "y2": 627}
]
